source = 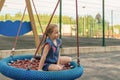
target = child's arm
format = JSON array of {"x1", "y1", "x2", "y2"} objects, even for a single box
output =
[{"x1": 38, "y1": 44, "x2": 50, "y2": 70}]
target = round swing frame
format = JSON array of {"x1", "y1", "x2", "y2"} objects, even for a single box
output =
[{"x1": 0, "y1": 55, "x2": 83, "y2": 80}]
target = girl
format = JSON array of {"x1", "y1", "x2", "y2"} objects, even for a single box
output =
[{"x1": 38, "y1": 24, "x2": 72, "y2": 71}]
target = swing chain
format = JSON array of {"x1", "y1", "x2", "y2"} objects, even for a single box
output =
[
  {"x1": 27, "y1": 58, "x2": 35, "y2": 70},
  {"x1": 10, "y1": 48, "x2": 15, "y2": 57}
]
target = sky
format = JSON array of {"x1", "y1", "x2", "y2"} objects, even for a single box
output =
[{"x1": 1, "y1": 0, "x2": 120, "y2": 25}]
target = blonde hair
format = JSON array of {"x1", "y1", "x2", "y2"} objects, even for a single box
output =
[{"x1": 46, "y1": 24, "x2": 58, "y2": 36}]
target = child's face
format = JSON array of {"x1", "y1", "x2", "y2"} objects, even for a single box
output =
[{"x1": 50, "y1": 27, "x2": 59, "y2": 40}]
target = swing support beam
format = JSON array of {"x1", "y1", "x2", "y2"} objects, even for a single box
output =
[
  {"x1": 25, "y1": 0, "x2": 40, "y2": 48},
  {"x1": 0, "y1": 0, "x2": 5, "y2": 11}
]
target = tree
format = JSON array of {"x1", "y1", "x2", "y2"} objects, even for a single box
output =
[
  {"x1": 5, "y1": 13, "x2": 11, "y2": 20},
  {"x1": 14, "y1": 12, "x2": 22, "y2": 20}
]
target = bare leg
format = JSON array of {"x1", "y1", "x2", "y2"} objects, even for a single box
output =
[
  {"x1": 48, "y1": 56, "x2": 72, "y2": 71},
  {"x1": 59, "y1": 56, "x2": 72, "y2": 65},
  {"x1": 48, "y1": 64, "x2": 62, "y2": 71}
]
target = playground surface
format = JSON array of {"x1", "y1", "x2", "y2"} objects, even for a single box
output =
[
  {"x1": 0, "y1": 51, "x2": 120, "y2": 80},
  {"x1": 78, "y1": 51, "x2": 120, "y2": 80},
  {"x1": 0, "y1": 36, "x2": 120, "y2": 80}
]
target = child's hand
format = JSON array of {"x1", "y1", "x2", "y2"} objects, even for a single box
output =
[
  {"x1": 57, "y1": 65, "x2": 64, "y2": 70},
  {"x1": 38, "y1": 69, "x2": 43, "y2": 71}
]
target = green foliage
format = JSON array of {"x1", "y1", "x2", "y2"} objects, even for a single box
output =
[
  {"x1": 0, "y1": 12, "x2": 117, "y2": 36},
  {"x1": 114, "y1": 25, "x2": 120, "y2": 29}
]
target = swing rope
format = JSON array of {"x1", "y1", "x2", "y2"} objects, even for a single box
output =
[
  {"x1": 10, "y1": 6, "x2": 27, "y2": 56},
  {"x1": 75, "y1": 0, "x2": 80, "y2": 66},
  {"x1": 27, "y1": 0, "x2": 60, "y2": 70},
  {"x1": 34, "y1": 0, "x2": 61, "y2": 58},
  {"x1": 31, "y1": 0, "x2": 43, "y2": 33},
  {"x1": 33, "y1": 0, "x2": 81, "y2": 66}
]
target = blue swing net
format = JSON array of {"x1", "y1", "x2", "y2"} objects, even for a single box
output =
[{"x1": 0, "y1": 55, "x2": 83, "y2": 80}]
